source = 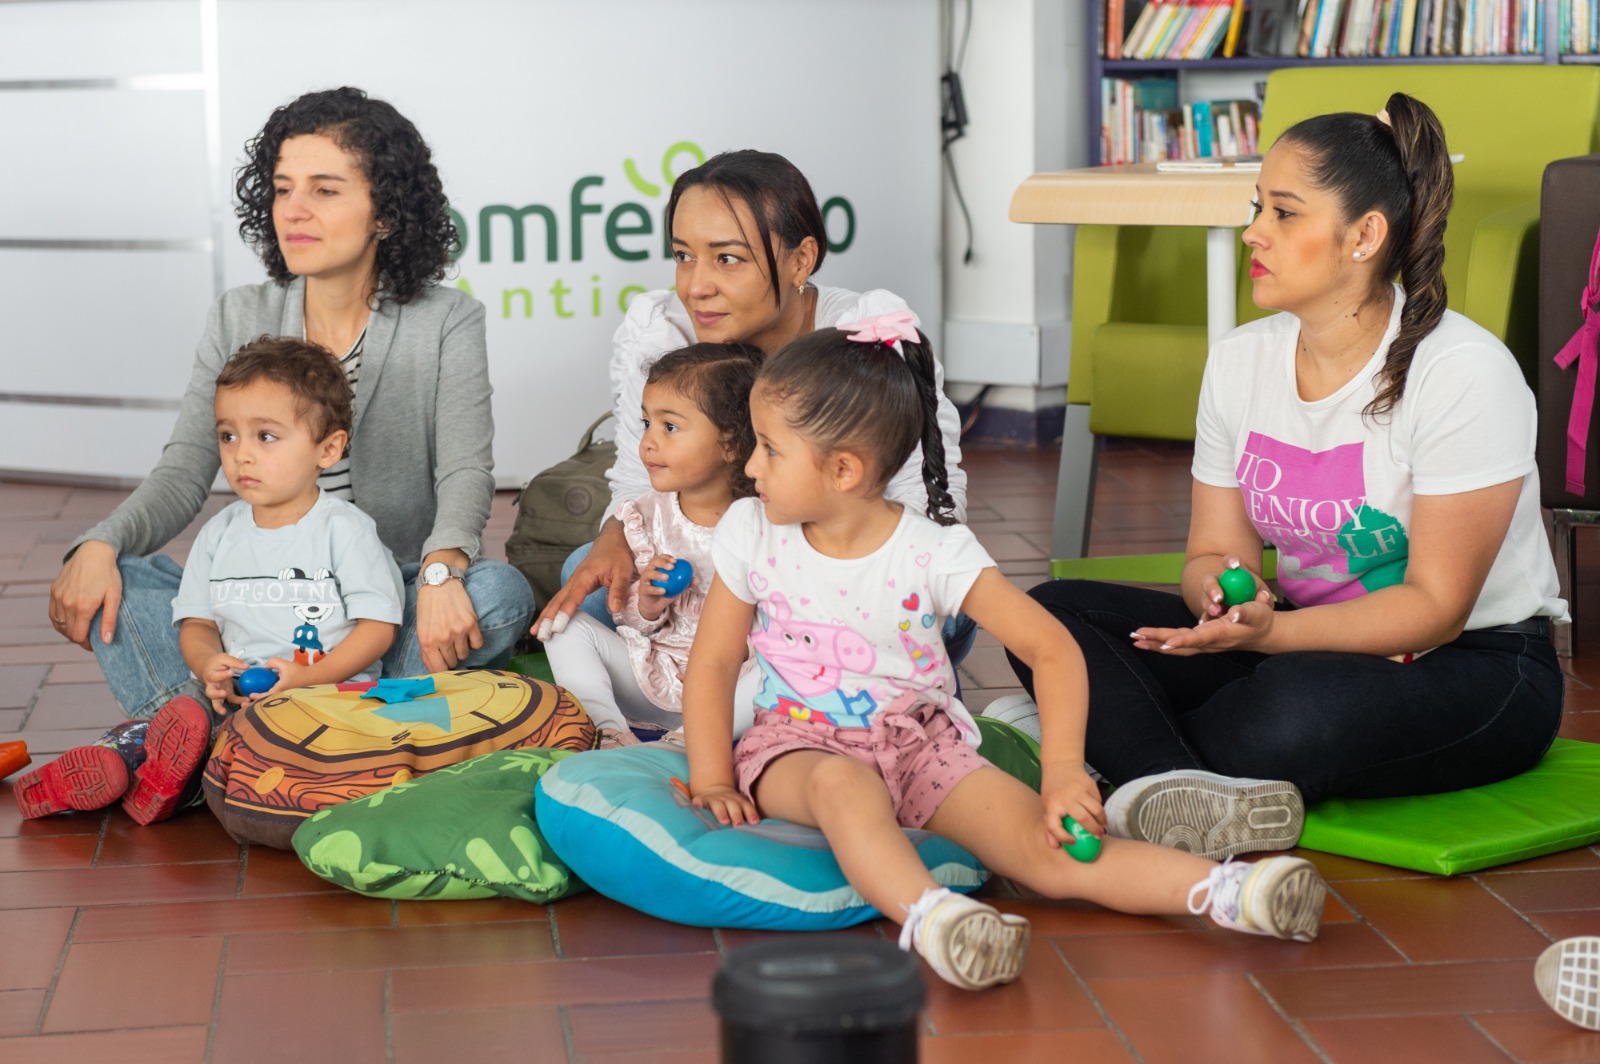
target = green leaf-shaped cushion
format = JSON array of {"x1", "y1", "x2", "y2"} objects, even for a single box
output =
[
  {"x1": 292, "y1": 747, "x2": 587, "y2": 902},
  {"x1": 974, "y1": 715, "x2": 1042, "y2": 792}
]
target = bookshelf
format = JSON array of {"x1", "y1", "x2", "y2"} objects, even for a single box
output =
[{"x1": 1087, "y1": 0, "x2": 1588, "y2": 165}]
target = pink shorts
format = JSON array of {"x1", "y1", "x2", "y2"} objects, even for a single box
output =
[{"x1": 732, "y1": 695, "x2": 990, "y2": 829}]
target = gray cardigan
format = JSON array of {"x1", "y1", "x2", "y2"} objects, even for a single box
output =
[{"x1": 76, "y1": 278, "x2": 495, "y2": 566}]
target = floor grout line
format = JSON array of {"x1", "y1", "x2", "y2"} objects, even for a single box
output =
[
  {"x1": 32, "y1": 906, "x2": 83, "y2": 1037},
  {"x1": 203, "y1": 936, "x2": 228, "y2": 1064}
]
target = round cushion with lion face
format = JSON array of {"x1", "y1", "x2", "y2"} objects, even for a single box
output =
[{"x1": 202, "y1": 668, "x2": 594, "y2": 848}]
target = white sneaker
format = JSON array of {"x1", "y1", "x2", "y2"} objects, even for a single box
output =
[
  {"x1": 981, "y1": 694, "x2": 1041, "y2": 744},
  {"x1": 1105, "y1": 769, "x2": 1303, "y2": 859},
  {"x1": 899, "y1": 888, "x2": 1031, "y2": 990},
  {"x1": 1188, "y1": 856, "x2": 1325, "y2": 942},
  {"x1": 1535, "y1": 936, "x2": 1600, "y2": 1030}
]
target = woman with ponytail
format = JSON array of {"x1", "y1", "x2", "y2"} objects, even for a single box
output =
[{"x1": 1008, "y1": 93, "x2": 1566, "y2": 860}]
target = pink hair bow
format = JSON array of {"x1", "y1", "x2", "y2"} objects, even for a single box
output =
[{"x1": 838, "y1": 310, "x2": 918, "y2": 350}]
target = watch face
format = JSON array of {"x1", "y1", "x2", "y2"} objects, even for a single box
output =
[{"x1": 423, "y1": 562, "x2": 448, "y2": 585}]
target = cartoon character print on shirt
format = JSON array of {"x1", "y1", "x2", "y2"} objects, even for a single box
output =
[
  {"x1": 748, "y1": 589, "x2": 879, "y2": 727},
  {"x1": 1236, "y1": 432, "x2": 1410, "y2": 605},
  {"x1": 281, "y1": 566, "x2": 335, "y2": 665},
  {"x1": 883, "y1": 588, "x2": 953, "y2": 709},
  {"x1": 892, "y1": 591, "x2": 942, "y2": 671}
]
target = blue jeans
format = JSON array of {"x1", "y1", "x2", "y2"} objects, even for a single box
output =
[
  {"x1": 92, "y1": 554, "x2": 535, "y2": 720},
  {"x1": 560, "y1": 542, "x2": 617, "y2": 628},
  {"x1": 1008, "y1": 579, "x2": 1565, "y2": 803},
  {"x1": 381, "y1": 560, "x2": 535, "y2": 678},
  {"x1": 559, "y1": 543, "x2": 979, "y2": 666}
]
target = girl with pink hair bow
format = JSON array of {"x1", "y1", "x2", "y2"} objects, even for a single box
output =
[
  {"x1": 532, "y1": 151, "x2": 970, "y2": 662},
  {"x1": 681, "y1": 317, "x2": 1329, "y2": 992}
]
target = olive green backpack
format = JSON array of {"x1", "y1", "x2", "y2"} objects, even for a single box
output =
[{"x1": 506, "y1": 414, "x2": 616, "y2": 604}]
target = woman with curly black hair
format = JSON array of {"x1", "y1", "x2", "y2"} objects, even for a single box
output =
[{"x1": 36, "y1": 88, "x2": 533, "y2": 821}]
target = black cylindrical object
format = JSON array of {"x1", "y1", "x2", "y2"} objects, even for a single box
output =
[{"x1": 713, "y1": 934, "x2": 924, "y2": 1064}]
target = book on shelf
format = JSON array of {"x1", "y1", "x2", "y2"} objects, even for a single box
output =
[
  {"x1": 1566, "y1": 0, "x2": 1598, "y2": 54},
  {"x1": 1222, "y1": 0, "x2": 1249, "y2": 55},
  {"x1": 1295, "y1": 0, "x2": 1319, "y2": 56},
  {"x1": 1110, "y1": 0, "x2": 1547, "y2": 60},
  {"x1": 1109, "y1": 0, "x2": 1241, "y2": 60},
  {"x1": 1100, "y1": 80, "x2": 1260, "y2": 165},
  {"x1": 1191, "y1": 99, "x2": 1216, "y2": 156}
]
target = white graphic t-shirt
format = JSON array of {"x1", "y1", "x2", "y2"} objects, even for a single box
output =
[
  {"x1": 712, "y1": 497, "x2": 994, "y2": 746},
  {"x1": 1192, "y1": 286, "x2": 1566, "y2": 629},
  {"x1": 171, "y1": 492, "x2": 405, "y2": 680}
]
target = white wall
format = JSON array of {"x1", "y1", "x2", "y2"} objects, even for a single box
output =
[
  {"x1": 1, "y1": 0, "x2": 942, "y2": 486},
  {"x1": 939, "y1": 0, "x2": 1088, "y2": 401}
]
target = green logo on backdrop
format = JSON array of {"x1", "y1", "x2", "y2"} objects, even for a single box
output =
[{"x1": 449, "y1": 141, "x2": 858, "y2": 321}]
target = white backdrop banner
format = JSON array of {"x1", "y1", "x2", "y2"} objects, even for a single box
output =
[
  {"x1": 0, "y1": 0, "x2": 940, "y2": 487},
  {"x1": 217, "y1": 0, "x2": 942, "y2": 485}
]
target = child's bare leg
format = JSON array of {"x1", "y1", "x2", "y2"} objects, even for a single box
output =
[
  {"x1": 925, "y1": 767, "x2": 1324, "y2": 940},
  {"x1": 755, "y1": 750, "x2": 1032, "y2": 989},
  {"x1": 926, "y1": 767, "x2": 1211, "y2": 911},
  {"x1": 754, "y1": 750, "x2": 940, "y2": 914}
]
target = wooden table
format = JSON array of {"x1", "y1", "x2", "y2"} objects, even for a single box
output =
[{"x1": 1009, "y1": 162, "x2": 1257, "y2": 559}]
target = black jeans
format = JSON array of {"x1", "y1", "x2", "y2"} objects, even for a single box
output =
[{"x1": 1007, "y1": 580, "x2": 1564, "y2": 804}]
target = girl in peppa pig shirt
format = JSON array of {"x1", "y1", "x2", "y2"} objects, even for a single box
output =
[{"x1": 682, "y1": 314, "x2": 1329, "y2": 994}]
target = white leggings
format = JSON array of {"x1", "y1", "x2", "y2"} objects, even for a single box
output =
[{"x1": 544, "y1": 612, "x2": 761, "y2": 737}]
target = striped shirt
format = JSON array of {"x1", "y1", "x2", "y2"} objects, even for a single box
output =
[{"x1": 315, "y1": 328, "x2": 366, "y2": 501}]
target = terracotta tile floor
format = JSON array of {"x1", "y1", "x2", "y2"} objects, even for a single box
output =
[{"x1": 2, "y1": 441, "x2": 1599, "y2": 1063}]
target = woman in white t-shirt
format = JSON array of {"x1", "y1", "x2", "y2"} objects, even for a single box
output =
[
  {"x1": 533, "y1": 150, "x2": 972, "y2": 661},
  {"x1": 1007, "y1": 93, "x2": 1566, "y2": 861}
]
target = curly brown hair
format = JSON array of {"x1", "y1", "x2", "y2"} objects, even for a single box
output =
[{"x1": 234, "y1": 87, "x2": 457, "y2": 305}]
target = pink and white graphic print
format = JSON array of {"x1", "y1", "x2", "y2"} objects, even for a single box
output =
[{"x1": 1236, "y1": 432, "x2": 1410, "y2": 606}]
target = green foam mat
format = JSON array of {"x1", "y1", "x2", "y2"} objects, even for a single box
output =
[
  {"x1": 507, "y1": 650, "x2": 555, "y2": 685},
  {"x1": 1049, "y1": 550, "x2": 1279, "y2": 583},
  {"x1": 1298, "y1": 738, "x2": 1600, "y2": 875}
]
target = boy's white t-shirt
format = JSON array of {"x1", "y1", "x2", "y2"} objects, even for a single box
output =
[
  {"x1": 1192, "y1": 286, "x2": 1566, "y2": 630},
  {"x1": 171, "y1": 491, "x2": 405, "y2": 680},
  {"x1": 712, "y1": 497, "x2": 993, "y2": 746}
]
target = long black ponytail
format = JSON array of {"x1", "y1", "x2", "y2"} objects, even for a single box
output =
[{"x1": 1277, "y1": 92, "x2": 1453, "y2": 418}]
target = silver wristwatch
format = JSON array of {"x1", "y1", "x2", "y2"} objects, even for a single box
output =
[{"x1": 421, "y1": 562, "x2": 467, "y2": 587}]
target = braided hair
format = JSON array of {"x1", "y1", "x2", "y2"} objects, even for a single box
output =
[
  {"x1": 1277, "y1": 92, "x2": 1453, "y2": 419},
  {"x1": 755, "y1": 327, "x2": 957, "y2": 525}
]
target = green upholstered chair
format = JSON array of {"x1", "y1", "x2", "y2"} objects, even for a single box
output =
[
  {"x1": 1072, "y1": 65, "x2": 1600, "y2": 444},
  {"x1": 1047, "y1": 65, "x2": 1600, "y2": 568}
]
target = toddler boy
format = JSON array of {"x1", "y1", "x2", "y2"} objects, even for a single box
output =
[{"x1": 16, "y1": 337, "x2": 403, "y2": 822}]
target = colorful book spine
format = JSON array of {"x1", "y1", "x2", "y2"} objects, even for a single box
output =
[
  {"x1": 1191, "y1": 100, "x2": 1216, "y2": 157},
  {"x1": 1222, "y1": 0, "x2": 1248, "y2": 56},
  {"x1": 1397, "y1": 0, "x2": 1419, "y2": 54}
]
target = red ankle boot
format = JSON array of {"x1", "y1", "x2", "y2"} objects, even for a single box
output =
[
  {"x1": 122, "y1": 696, "x2": 218, "y2": 826},
  {"x1": 13, "y1": 719, "x2": 149, "y2": 819}
]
